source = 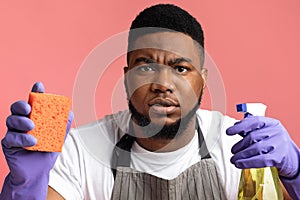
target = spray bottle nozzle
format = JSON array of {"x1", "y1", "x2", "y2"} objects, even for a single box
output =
[{"x1": 236, "y1": 103, "x2": 267, "y2": 118}]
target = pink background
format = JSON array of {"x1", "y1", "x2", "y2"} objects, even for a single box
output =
[{"x1": 0, "y1": 0, "x2": 299, "y2": 189}]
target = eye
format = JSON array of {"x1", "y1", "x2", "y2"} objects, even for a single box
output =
[
  {"x1": 138, "y1": 65, "x2": 156, "y2": 72},
  {"x1": 175, "y1": 66, "x2": 189, "y2": 74}
]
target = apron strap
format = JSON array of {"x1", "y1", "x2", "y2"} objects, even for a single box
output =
[
  {"x1": 196, "y1": 120, "x2": 211, "y2": 159},
  {"x1": 111, "y1": 133, "x2": 135, "y2": 179},
  {"x1": 111, "y1": 118, "x2": 211, "y2": 179}
]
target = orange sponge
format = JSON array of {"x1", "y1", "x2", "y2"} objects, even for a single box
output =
[{"x1": 25, "y1": 92, "x2": 72, "y2": 152}]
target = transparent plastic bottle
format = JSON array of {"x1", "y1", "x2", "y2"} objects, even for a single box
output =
[
  {"x1": 236, "y1": 103, "x2": 283, "y2": 200},
  {"x1": 238, "y1": 167, "x2": 283, "y2": 200}
]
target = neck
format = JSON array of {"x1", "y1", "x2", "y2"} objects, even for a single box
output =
[{"x1": 133, "y1": 118, "x2": 196, "y2": 152}]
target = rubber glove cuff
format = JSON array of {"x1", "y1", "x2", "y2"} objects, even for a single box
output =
[
  {"x1": 280, "y1": 147, "x2": 300, "y2": 200},
  {"x1": 0, "y1": 172, "x2": 49, "y2": 200}
]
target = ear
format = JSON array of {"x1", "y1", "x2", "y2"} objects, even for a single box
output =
[
  {"x1": 123, "y1": 66, "x2": 130, "y2": 101},
  {"x1": 200, "y1": 68, "x2": 208, "y2": 89},
  {"x1": 124, "y1": 66, "x2": 129, "y2": 74},
  {"x1": 123, "y1": 66, "x2": 129, "y2": 85}
]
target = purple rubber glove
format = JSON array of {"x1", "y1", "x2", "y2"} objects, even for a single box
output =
[
  {"x1": 0, "y1": 82, "x2": 73, "y2": 200},
  {"x1": 226, "y1": 116, "x2": 300, "y2": 199}
]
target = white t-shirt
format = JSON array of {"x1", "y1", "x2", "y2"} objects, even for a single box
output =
[{"x1": 49, "y1": 109, "x2": 241, "y2": 200}]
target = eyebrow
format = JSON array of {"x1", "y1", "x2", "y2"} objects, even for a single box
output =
[
  {"x1": 168, "y1": 57, "x2": 193, "y2": 66},
  {"x1": 134, "y1": 57, "x2": 155, "y2": 64},
  {"x1": 134, "y1": 57, "x2": 192, "y2": 65}
]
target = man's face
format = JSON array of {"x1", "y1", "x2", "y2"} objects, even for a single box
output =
[{"x1": 124, "y1": 31, "x2": 207, "y2": 137}]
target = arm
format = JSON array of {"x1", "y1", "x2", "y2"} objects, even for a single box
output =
[
  {"x1": 281, "y1": 182, "x2": 293, "y2": 200},
  {"x1": 226, "y1": 116, "x2": 300, "y2": 200},
  {"x1": 47, "y1": 186, "x2": 65, "y2": 200}
]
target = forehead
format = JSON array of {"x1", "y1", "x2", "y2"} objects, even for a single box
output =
[{"x1": 130, "y1": 32, "x2": 201, "y2": 64}]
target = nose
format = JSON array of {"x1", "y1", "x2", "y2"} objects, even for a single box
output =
[{"x1": 150, "y1": 68, "x2": 175, "y2": 93}]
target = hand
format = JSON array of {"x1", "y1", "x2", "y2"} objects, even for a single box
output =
[
  {"x1": 0, "y1": 82, "x2": 73, "y2": 200},
  {"x1": 226, "y1": 116, "x2": 299, "y2": 178}
]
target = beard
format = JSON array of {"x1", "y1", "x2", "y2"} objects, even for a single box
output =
[{"x1": 128, "y1": 90, "x2": 203, "y2": 140}]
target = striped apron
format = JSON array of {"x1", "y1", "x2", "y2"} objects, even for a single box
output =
[{"x1": 111, "y1": 122, "x2": 227, "y2": 200}]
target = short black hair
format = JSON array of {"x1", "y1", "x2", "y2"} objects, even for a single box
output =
[{"x1": 127, "y1": 4, "x2": 205, "y2": 67}]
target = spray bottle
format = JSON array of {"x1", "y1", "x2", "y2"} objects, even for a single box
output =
[{"x1": 236, "y1": 103, "x2": 283, "y2": 200}]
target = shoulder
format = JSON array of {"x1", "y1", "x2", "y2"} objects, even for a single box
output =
[
  {"x1": 71, "y1": 110, "x2": 131, "y2": 142},
  {"x1": 65, "y1": 110, "x2": 131, "y2": 164},
  {"x1": 195, "y1": 109, "x2": 240, "y2": 154},
  {"x1": 196, "y1": 109, "x2": 237, "y2": 134}
]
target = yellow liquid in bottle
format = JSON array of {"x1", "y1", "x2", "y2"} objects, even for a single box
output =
[{"x1": 238, "y1": 167, "x2": 283, "y2": 200}]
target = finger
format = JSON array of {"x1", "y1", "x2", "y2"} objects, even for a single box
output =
[
  {"x1": 66, "y1": 111, "x2": 74, "y2": 134},
  {"x1": 231, "y1": 128, "x2": 272, "y2": 153},
  {"x1": 10, "y1": 100, "x2": 31, "y2": 115},
  {"x1": 231, "y1": 141, "x2": 275, "y2": 164},
  {"x1": 226, "y1": 116, "x2": 267, "y2": 136},
  {"x1": 6, "y1": 115, "x2": 34, "y2": 132},
  {"x1": 31, "y1": 82, "x2": 45, "y2": 93},
  {"x1": 233, "y1": 154, "x2": 275, "y2": 169},
  {"x1": 1, "y1": 131, "x2": 37, "y2": 148}
]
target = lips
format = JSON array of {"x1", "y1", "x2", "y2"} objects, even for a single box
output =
[{"x1": 148, "y1": 98, "x2": 179, "y2": 115}]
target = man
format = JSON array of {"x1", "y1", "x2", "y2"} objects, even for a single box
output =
[{"x1": 1, "y1": 4, "x2": 300, "y2": 200}]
